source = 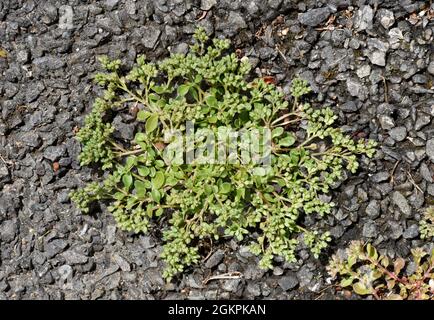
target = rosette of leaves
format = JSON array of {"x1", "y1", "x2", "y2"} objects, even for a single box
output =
[
  {"x1": 71, "y1": 28, "x2": 376, "y2": 281},
  {"x1": 327, "y1": 241, "x2": 434, "y2": 300},
  {"x1": 419, "y1": 206, "x2": 434, "y2": 239}
]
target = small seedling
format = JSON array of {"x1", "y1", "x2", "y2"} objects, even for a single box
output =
[{"x1": 327, "y1": 241, "x2": 434, "y2": 300}]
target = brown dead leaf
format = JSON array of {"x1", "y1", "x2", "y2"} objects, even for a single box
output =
[
  {"x1": 154, "y1": 142, "x2": 166, "y2": 151},
  {"x1": 262, "y1": 76, "x2": 276, "y2": 85},
  {"x1": 0, "y1": 48, "x2": 7, "y2": 58},
  {"x1": 53, "y1": 162, "x2": 60, "y2": 172}
]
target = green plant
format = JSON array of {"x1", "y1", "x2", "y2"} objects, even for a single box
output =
[
  {"x1": 71, "y1": 28, "x2": 376, "y2": 281},
  {"x1": 327, "y1": 241, "x2": 434, "y2": 300},
  {"x1": 420, "y1": 206, "x2": 434, "y2": 239}
]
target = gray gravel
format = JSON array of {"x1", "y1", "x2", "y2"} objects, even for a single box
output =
[{"x1": 0, "y1": 0, "x2": 433, "y2": 300}]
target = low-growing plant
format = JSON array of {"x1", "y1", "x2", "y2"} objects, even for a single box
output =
[
  {"x1": 71, "y1": 28, "x2": 376, "y2": 281},
  {"x1": 327, "y1": 241, "x2": 434, "y2": 300},
  {"x1": 419, "y1": 206, "x2": 434, "y2": 239}
]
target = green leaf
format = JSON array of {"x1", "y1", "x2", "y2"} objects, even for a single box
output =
[
  {"x1": 122, "y1": 173, "x2": 133, "y2": 190},
  {"x1": 220, "y1": 182, "x2": 232, "y2": 194},
  {"x1": 166, "y1": 176, "x2": 178, "y2": 186},
  {"x1": 272, "y1": 127, "x2": 284, "y2": 138},
  {"x1": 340, "y1": 277, "x2": 353, "y2": 287},
  {"x1": 155, "y1": 207, "x2": 164, "y2": 217},
  {"x1": 135, "y1": 132, "x2": 147, "y2": 142},
  {"x1": 205, "y1": 95, "x2": 218, "y2": 108},
  {"x1": 177, "y1": 84, "x2": 190, "y2": 96},
  {"x1": 146, "y1": 204, "x2": 154, "y2": 218},
  {"x1": 236, "y1": 187, "x2": 246, "y2": 200},
  {"x1": 252, "y1": 167, "x2": 266, "y2": 176},
  {"x1": 145, "y1": 114, "x2": 159, "y2": 133},
  {"x1": 352, "y1": 282, "x2": 371, "y2": 296},
  {"x1": 366, "y1": 243, "x2": 378, "y2": 260},
  {"x1": 208, "y1": 116, "x2": 218, "y2": 123},
  {"x1": 263, "y1": 193, "x2": 276, "y2": 203},
  {"x1": 134, "y1": 180, "x2": 146, "y2": 197},
  {"x1": 126, "y1": 156, "x2": 137, "y2": 169},
  {"x1": 151, "y1": 189, "x2": 161, "y2": 203},
  {"x1": 137, "y1": 110, "x2": 150, "y2": 122},
  {"x1": 393, "y1": 257, "x2": 405, "y2": 275},
  {"x1": 113, "y1": 192, "x2": 125, "y2": 201},
  {"x1": 152, "y1": 171, "x2": 165, "y2": 189},
  {"x1": 152, "y1": 86, "x2": 166, "y2": 94},
  {"x1": 279, "y1": 134, "x2": 296, "y2": 147},
  {"x1": 137, "y1": 166, "x2": 150, "y2": 177}
]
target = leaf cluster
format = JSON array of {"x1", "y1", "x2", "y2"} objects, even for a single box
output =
[
  {"x1": 419, "y1": 206, "x2": 434, "y2": 240},
  {"x1": 327, "y1": 241, "x2": 434, "y2": 300},
  {"x1": 71, "y1": 28, "x2": 376, "y2": 281}
]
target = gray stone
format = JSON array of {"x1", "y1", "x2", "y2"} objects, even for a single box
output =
[
  {"x1": 388, "y1": 221, "x2": 403, "y2": 239},
  {"x1": 298, "y1": 7, "x2": 331, "y2": 27},
  {"x1": 44, "y1": 239, "x2": 68, "y2": 258},
  {"x1": 376, "y1": 9, "x2": 395, "y2": 29},
  {"x1": 340, "y1": 101, "x2": 360, "y2": 112},
  {"x1": 26, "y1": 81, "x2": 45, "y2": 103},
  {"x1": 20, "y1": 132, "x2": 41, "y2": 148},
  {"x1": 141, "y1": 24, "x2": 161, "y2": 49},
  {"x1": 17, "y1": 49, "x2": 30, "y2": 64},
  {"x1": 366, "y1": 39, "x2": 389, "y2": 67},
  {"x1": 388, "y1": 28, "x2": 404, "y2": 49},
  {"x1": 356, "y1": 64, "x2": 371, "y2": 78},
  {"x1": 125, "y1": 0, "x2": 136, "y2": 14},
  {"x1": 106, "y1": 225, "x2": 117, "y2": 245},
  {"x1": 412, "y1": 74, "x2": 427, "y2": 84},
  {"x1": 244, "y1": 263, "x2": 266, "y2": 280},
  {"x1": 43, "y1": 145, "x2": 67, "y2": 162},
  {"x1": 222, "y1": 279, "x2": 241, "y2": 292},
  {"x1": 389, "y1": 126, "x2": 407, "y2": 142},
  {"x1": 0, "y1": 163, "x2": 9, "y2": 183},
  {"x1": 403, "y1": 224, "x2": 419, "y2": 239},
  {"x1": 273, "y1": 266, "x2": 284, "y2": 276},
  {"x1": 368, "y1": 51, "x2": 386, "y2": 67},
  {"x1": 296, "y1": 265, "x2": 313, "y2": 287},
  {"x1": 366, "y1": 200, "x2": 380, "y2": 219},
  {"x1": 420, "y1": 163, "x2": 433, "y2": 183},
  {"x1": 219, "y1": 11, "x2": 247, "y2": 36},
  {"x1": 428, "y1": 184, "x2": 434, "y2": 196},
  {"x1": 354, "y1": 5, "x2": 374, "y2": 31},
  {"x1": 362, "y1": 221, "x2": 378, "y2": 238},
  {"x1": 113, "y1": 254, "x2": 131, "y2": 272},
  {"x1": 428, "y1": 61, "x2": 434, "y2": 75},
  {"x1": 61, "y1": 250, "x2": 88, "y2": 264},
  {"x1": 371, "y1": 171, "x2": 390, "y2": 183},
  {"x1": 427, "y1": 139, "x2": 434, "y2": 162},
  {"x1": 392, "y1": 191, "x2": 411, "y2": 216},
  {"x1": 200, "y1": 0, "x2": 216, "y2": 11},
  {"x1": 346, "y1": 78, "x2": 367, "y2": 100},
  {"x1": 349, "y1": 38, "x2": 360, "y2": 49},
  {"x1": 268, "y1": 0, "x2": 283, "y2": 9},
  {"x1": 97, "y1": 17, "x2": 122, "y2": 35},
  {"x1": 245, "y1": 282, "x2": 261, "y2": 297},
  {"x1": 205, "y1": 249, "x2": 225, "y2": 268},
  {"x1": 278, "y1": 273, "x2": 299, "y2": 291},
  {"x1": 415, "y1": 113, "x2": 431, "y2": 131},
  {"x1": 106, "y1": 0, "x2": 120, "y2": 10},
  {"x1": 33, "y1": 56, "x2": 65, "y2": 71},
  {"x1": 330, "y1": 225, "x2": 345, "y2": 238},
  {"x1": 379, "y1": 115, "x2": 395, "y2": 130},
  {"x1": 0, "y1": 219, "x2": 18, "y2": 243},
  {"x1": 58, "y1": 265, "x2": 73, "y2": 281}
]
